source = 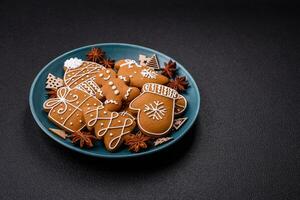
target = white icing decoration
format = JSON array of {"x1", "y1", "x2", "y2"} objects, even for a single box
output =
[
  {"x1": 175, "y1": 94, "x2": 187, "y2": 115},
  {"x1": 145, "y1": 54, "x2": 160, "y2": 69},
  {"x1": 84, "y1": 107, "x2": 134, "y2": 150},
  {"x1": 142, "y1": 83, "x2": 178, "y2": 99},
  {"x1": 97, "y1": 88, "x2": 104, "y2": 97},
  {"x1": 154, "y1": 137, "x2": 173, "y2": 146},
  {"x1": 129, "y1": 83, "x2": 178, "y2": 137},
  {"x1": 103, "y1": 75, "x2": 111, "y2": 80},
  {"x1": 120, "y1": 59, "x2": 142, "y2": 68},
  {"x1": 64, "y1": 57, "x2": 83, "y2": 69},
  {"x1": 97, "y1": 112, "x2": 134, "y2": 150},
  {"x1": 43, "y1": 88, "x2": 79, "y2": 115},
  {"x1": 139, "y1": 54, "x2": 151, "y2": 66},
  {"x1": 45, "y1": 73, "x2": 64, "y2": 90},
  {"x1": 104, "y1": 99, "x2": 118, "y2": 105},
  {"x1": 124, "y1": 88, "x2": 132, "y2": 100},
  {"x1": 75, "y1": 80, "x2": 98, "y2": 96},
  {"x1": 144, "y1": 101, "x2": 167, "y2": 120},
  {"x1": 173, "y1": 117, "x2": 188, "y2": 130},
  {"x1": 119, "y1": 111, "x2": 135, "y2": 120},
  {"x1": 114, "y1": 90, "x2": 120, "y2": 95},
  {"x1": 118, "y1": 75, "x2": 128, "y2": 81},
  {"x1": 43, "y1": 87, "x2": 102, "y2": 132},
  {"x1": 64, "y1": 62, "x2": 104, "y2": 89},
  {"x1": 140, "y1": 68, "x2": 157, "y2": 79}
]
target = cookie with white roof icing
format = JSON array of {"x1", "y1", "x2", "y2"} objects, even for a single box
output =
[
  {"x1": 129, "y1": 83, "x2": 178, "y2": 137},
  {"x1": 82, "y1": 105, "x2": 136, "y2": 151},
  {"x1": 115, "y1": 59, "x2": 169, "y2": 88},
  {"x1": 94, "y1": 68, "x2": 140, "y2": 111},
  {"x1": 43, "y1": 87, "x2": 103, "y2": 133},
  {"x1": 63, "y1": 58, "x2": 105, "y2": 100}
]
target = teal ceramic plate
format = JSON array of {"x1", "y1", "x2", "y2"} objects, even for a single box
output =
[{"x1": 29, "y1": 43, "x2": 200, "y2": 158}]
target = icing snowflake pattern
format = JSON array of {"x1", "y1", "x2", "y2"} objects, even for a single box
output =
[
  {"x1": 140, "y1": 68, "x2": 157, "y2": 79},
  {"x1": 144, "y1": 101, "x2": 167, "y2": 120}
]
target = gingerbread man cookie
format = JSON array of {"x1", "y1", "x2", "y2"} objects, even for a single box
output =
[
  {"x1": 129, "y1": 83, "x2": 179, "y2": 137},
  {"x1": 43, "y1": 87, "x2": 103, "y2": 132},
  {"x1": 115, "y1": 59, "x2": 169, "y2": 88},
  {"x1": 63, "y1": 58, "x2": 105, "y2": 99},
  {"x1": 94, "y1": 68, "x2": 140, "y2": 111},
  {"x1": 83, "y1": 106, "x2": 136, "y2": 151}
]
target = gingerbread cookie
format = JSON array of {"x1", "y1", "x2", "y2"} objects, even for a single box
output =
[
  {"x1": 145, "y1": 54, "x2": 160, "y2": 70},
  {"x1": 129, "y1": 83, "x2": 178, "y2": 137},
  {"x1": 173, "y1": 117, "x2": 188, "y2": 130},
  {"x1": 43, "y1": 87, "x2": 103, "y2": 132},
  {"x1": 138, "y1": 54, "x2": 160, "y2": 69},
  {"x1": 139, "y1": 54, "x2": 151, "y2": 66},
  {"x1": 94, "y1": 68, "x2": 140, "y2": 111},
  {"x1": 63, "y1": 58, "x2": 105, "y2": 99},
  {"x1": 175, "y1": 94, "x2": 187, "y2": 115},
  {"x1": 83, "y1": 106, "x2": 136, "y2": 151},
  {"x1": 115, "y1": 59, "x2": 169, "y2": 88},
  {"x1": 46, "y1": 73, "x2": 64, "y2": 90}
]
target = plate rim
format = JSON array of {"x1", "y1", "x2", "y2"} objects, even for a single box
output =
[{"x1": 29, "y1": 43, "x2": 201, "y2": 158}]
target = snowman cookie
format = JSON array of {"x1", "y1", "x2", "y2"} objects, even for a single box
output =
[
  {"x1": 94, "y1": 68, "x2": 140, "y2": 111},
  {"x1": 129, "y1": 83, "x2": 179, "y2": 137},
  {"x1": 83, "y1": 105, "x2": 136, "y2": 151},
  {"x1": 115, "y1": 59, "x2": 169, "y2": 88}
]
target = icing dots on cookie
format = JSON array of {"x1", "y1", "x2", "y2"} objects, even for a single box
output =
[
  {"x1": 94, "y1": 68, "x2": 140, "y2": 111},
  {"x1": 43, "y1": 87, "x2": 103, "y2": 133},
  {"x1": 82, "y1": 106, "x2": 136, "y2": 151},
  {"x1": 64, "y1": 61, "x2": 105, "y2": 99}
]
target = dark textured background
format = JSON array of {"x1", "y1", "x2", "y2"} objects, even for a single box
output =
[{"x1": 0, "y1": 0, "x2": 299, "y2": 199}]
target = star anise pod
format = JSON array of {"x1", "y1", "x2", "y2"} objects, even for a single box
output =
[
  {"x1": 46, "y1": 89, "x2": 57, "y2": 98},
  {"x1": 162, "y1": 60, "x2": 177, "y2": 78},
  {"x1": 100, "y1": 58, "x2": 115, "y2": 68},
  {"x1": 124, "y1": 132, "x2": 151, "y2": 152},
  {"x1": 167, "y1": 76, "x2": 189, "y2": 92},
  {"x1": 70, "y1": 131, "x2": 97, "y2": 148},
  {"x1": 86, "y1": 48, "x2": 105, "y2": 63}
]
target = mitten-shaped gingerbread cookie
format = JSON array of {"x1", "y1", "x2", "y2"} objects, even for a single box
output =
[
  {"x1": 83, "y1": 106, "x2": 136, "y2": 151},
  {"x1": 63, "y1": 58, "x2": 105, "y2": 99},
  {"x1": 43, "y1": 87, "x2": 103, "y2": 132},
  {"x1": 129, "y1": 83, "x2": 178, "y2": 137},
  {"x1": 94, "y1": 68, "x2": 140, "y2": 111},
  {"x1": 115, "y1": 59, "x2": 169, "y2": 88}
]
